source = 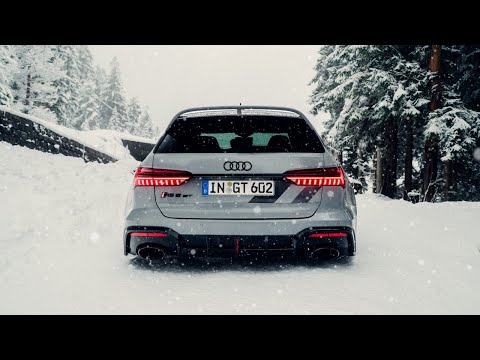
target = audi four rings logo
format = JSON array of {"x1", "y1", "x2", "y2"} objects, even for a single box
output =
[{"x1": 223, "y1": 161, "x2": 252, "y2": 171}]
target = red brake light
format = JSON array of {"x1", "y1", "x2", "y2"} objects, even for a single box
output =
[
  {"x1": 309, "y1": 232, "x2": 348, "y2": 238},
  {"x1": 283, "y1": 167, "x2": 345, "y2": 187},
  {"x1": 130, "y1": 232, "x2": 167, "y2": 237},
  {"x1": 134, "y1": 167, "x2": 191, "y2": 187}
]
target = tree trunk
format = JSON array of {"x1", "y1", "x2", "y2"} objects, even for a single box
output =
[
  {"x1": 423, "y1": 136, "x2": 439, "y2": 201},
  {"x1": 404, "y1": 117, "x2": 413, "y2": 200},
  {"x1": 423, "y1": 45, "x2": 442, "y2": 202},
  {"x1": 355, "y1": 146, "x2": 362, "y2": 180},
  {"x1": 382, "y1": 117, "x2": 398, "y2": 198},
  {"x1": 429, "y1": 45, "x2": 442, "y2": 112},
  {"x1": 376, "y1": 147, "x2": 383, "y2": 194},
  {"x1": 444, "y1": 159, "x2": 452, "y2": 201},
  {"x1": 337, "y1": 148, "x2": 343, "y2": 166},
  {"x1": 25, "y1": 72, "x2": 31, "y2": 108}
]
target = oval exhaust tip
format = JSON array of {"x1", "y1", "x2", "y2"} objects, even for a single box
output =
[
  {"x1": 310, "y1": 247, "x2": 340, "y2": 260},
  {"x1": 137, "y1": 246, "x2": 166, "y2": 261}
]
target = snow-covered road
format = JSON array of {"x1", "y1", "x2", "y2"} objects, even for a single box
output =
[{"x1": 1, "y1": 142, "x2": 479, "y2": 314}]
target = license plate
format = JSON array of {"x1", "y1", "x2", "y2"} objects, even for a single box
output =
[{"x1": 202, "y1": 180, "x2": 275, "y2": 196}]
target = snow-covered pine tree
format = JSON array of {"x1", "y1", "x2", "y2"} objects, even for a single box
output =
[
  {"x1": 424, "y1": 45, "x2": 480, "y2": 201},
  {"x1": 10, "y1": 45, "x2": 65, "y2": 122},
  {"x1": 0, "y1": 45, "x2": 17, "y2": 106},
  {"x1": 127, "y1": 97, "x2": 142, "y2": 133},
  {"x1": 94, "y1": 66, "x2": 109, "y2": 129},
  {"x1": 76, "y1": 46, "x2": 95, "y2": 81},
  {"x1": 310, "y1": 45, "x2": 428, "y2": 198},
  {"x1": 51, "y1": 45, "x2": 83, "y2": 126},
  {"x1": 395, "y1": 46, "x2": 430, "y2": 199},
  {"x1": 137, "y1": 106, "x2": 154, "y2": 138},
  {"x1": 72, "y1": 46, "x2": 99, "y2": 130},
  {"x1": 102, "y1": 57, "x2": 128, "y2": 131},
  {"x1": 109, "y1": 105, "x2": 123, "y2": 132},
  {"x1": 425, "y1": 91, "x2": 480, "y2": 201},
  {"x1": 75, "y1": 79, "x2": 101, "y2": 131},
  {"x1": 455, "y1": 45, "x2": 480, "y2": 201}
]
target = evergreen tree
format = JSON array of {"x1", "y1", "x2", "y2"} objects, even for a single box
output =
[
  {"x1": 76, "y1": 46, "x2": 95, "y2": 81},
  {"x1": 71, "y1": 46, "x2": 98, "y2": 130},
  {"x1": 453, "y1": 46, "x2": 480, "y2": 201},
  {"x1": 310, "y1": 45, "x2": 427, "y2": 198},
  {"x1": 102, "y1": 57, "x2": 128, "y2": 131},
  {"x1": 127, "y1": 97, "x2": 142, "y2": 133},
  {"x1": 51, "y1": 45, "x2": 82, "y2": 126},
  {"x1": 137, "y1": 106, "x2": 154, "y2": 138},
  {"x1": 310, "y1": 44, "x2": 480, "y2": 202},
  {"x1": 75, "y1": 79, "x2": 101, "y2": 130},
  {"x1": 52, "y1": 45, "x2": 96, "y2": 128},
  {"x1": 109, "y1": 105, "x2": 123, "y2": 132},
  {"x1": 456, "y1": 46, "x2": 480, "y2": 112},
  {"x1": 94, "y1": 66, "x2": 109, "y2": 129},
  {"x1": 2, "y1": 46, "x2": 152, "y2": 134},
  {"x1": 425, "y1": 45, "x2": 480, "y2": 201},
  {"x1": 0, "y1": 45, "x2": 17, "y2": 106},
  {"x1": 10, "y1": 45, "x2": 65, "y2": 119}
]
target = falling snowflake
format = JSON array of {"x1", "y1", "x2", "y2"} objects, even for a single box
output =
[
  {"x1": 89, "y1": 232, "x2": 100, "y2": 243},
  {"x1": 473, "y1": 148, "x2": 480, "y2": 162}
]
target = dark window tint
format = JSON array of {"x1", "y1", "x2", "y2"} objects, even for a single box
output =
[{"x1": 155, "y1": 116, "x2": 325, "y2": 153}]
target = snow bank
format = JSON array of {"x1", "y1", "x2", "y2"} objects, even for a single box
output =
[
  {"x1": 0, "y1": 107, "x2": 155, "y2": 160},
  {"x1": 0, "y1": 142, "x2": 479, "y2": 314},
  {"x1": 348, "y1": 178, "x2": 363, "y2": 185},
  {"x1": 86, "y1": 129, "x2": 156, "y2": 145}
]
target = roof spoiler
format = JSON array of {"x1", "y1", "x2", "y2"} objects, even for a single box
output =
[{"x1": 172, "y1": 106, "x2": 306, "y2": 119}]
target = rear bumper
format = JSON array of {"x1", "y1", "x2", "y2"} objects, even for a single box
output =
[
  {"x1": 124, "y1": 188, "x2": 357, "y2": 258},
  {"x1": 124, "y1": 226, "x2": 356, "y2": 258}
]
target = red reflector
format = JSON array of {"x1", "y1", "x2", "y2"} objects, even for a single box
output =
[
  {"x1": 309, "y1": 232, "x2": 348, "y2": 238},
  {"x1": 130, "y1": 232, "x2": 167, "y2": 237},
  {"x1": 283, "y1": 167, "x2": 345, "y2": 187},
  {"x1": 134, "y1": 167, "x2": 191, "y2": 188}
]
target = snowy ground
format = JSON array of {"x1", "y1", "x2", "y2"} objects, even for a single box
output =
[{"x1": 1, "y1": 141, "x2": 479, "y2": 314}]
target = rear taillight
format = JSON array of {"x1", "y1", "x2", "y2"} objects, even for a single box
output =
[
  {"x1": 309, "y1": 232, "x2": 348, "y2": 238},
  {"x1": 283, "y1": 167, "x2": 345, "y2": 187},
  {"x1": 134, "y1": 167, "x2": 192, "y2": 187},
  {"x1": 130, "y1": 232, "x2": 167, "y2": 237}
]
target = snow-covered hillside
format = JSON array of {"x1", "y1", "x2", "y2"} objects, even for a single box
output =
[
  {"x1": 0, "y1": 141, "x2": 479, "y2": 314},
  {"x1": 1, "y1": 107, "x2": 156, "y2": 160}
]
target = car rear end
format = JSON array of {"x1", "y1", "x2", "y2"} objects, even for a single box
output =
[{"x1": 124, "y1": 107, "x2": 357, "y2": 261}]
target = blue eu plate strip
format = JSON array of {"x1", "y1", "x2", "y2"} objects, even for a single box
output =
[{"x1": 202, "y1": 180, "x2": 209, "y2": 196}]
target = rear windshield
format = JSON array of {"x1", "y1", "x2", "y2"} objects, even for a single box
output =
[{"x1": 155, "y1": 116, "x2": 325, "y2": 153}]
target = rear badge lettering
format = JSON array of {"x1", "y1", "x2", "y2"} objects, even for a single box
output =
[{"x1": 161, "y1": 192, "x2": 192, "y2": 198}]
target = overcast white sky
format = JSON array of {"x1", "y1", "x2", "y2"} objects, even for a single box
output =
[{"x1": 89, "y1": 45, "x2": 328, "y2": 132}]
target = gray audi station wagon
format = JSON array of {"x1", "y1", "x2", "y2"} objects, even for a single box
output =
[{"x1": 123, "y1": 106, "x2": 357, "y2": 262}]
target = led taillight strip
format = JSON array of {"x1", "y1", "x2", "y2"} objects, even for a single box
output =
[
  {"x1": 130, "y1": 232, "x2": 167, "y2": 237},
  {"x1": 309, "y1": 232, "x2": 348, "y2": 238},
  {"x1": 134, "y1": 177, "x2": 190, "y2": 187},
  {"x1": 286, "y1": 177, "x2": 344, "y2": 186},
  {"x1": 283, "y1": 167, "x2": 346, "y2": 187},
  {"x1": 133, "y1": 167, "x2": 192, "y2": 188}
]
